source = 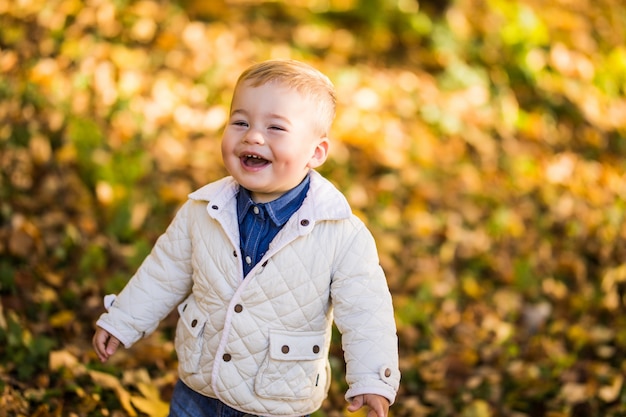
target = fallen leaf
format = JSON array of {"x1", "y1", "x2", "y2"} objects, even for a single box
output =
[{"x1": 88, "y1": 370, "x2": 137, "y2": 417}]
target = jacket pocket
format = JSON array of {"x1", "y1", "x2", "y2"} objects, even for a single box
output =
[
  {"x1": 175, "y1": 295, "x2": 207, "y2": 374},
  {"x1": 255, "y1": 329, "x2": 329, "y2": 401}
]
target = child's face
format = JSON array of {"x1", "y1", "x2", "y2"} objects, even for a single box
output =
[{"x1": 221, "y1": 80, "x2": 329, "y2": 203}]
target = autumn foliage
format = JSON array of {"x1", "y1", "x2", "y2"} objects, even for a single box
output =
[{"x1": 1, "y1": 0, "x2": 626, "y2": 416}]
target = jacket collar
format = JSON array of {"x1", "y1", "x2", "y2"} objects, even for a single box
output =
[
  {"x1": 188, "y1": 170, "x2": 351, "y2": 223},
  {"x1": 237, "y1": 173, "x2": 310, "y2": 227}
]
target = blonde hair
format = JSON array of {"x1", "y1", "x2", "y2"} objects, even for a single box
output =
[{"x1": 234, "y1": 59, "x2": 336, "y2": 136}]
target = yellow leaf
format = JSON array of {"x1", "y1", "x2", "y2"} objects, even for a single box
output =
[
  {"x1": 560, "y1": 382, "x2": 588, "y2": 404},
  {"x1": 461, "y1": 399, "x2": 492, "y2": 417},
  {"x1": 125, "y1": 369, "x2": 169, "y2": 417},
  {"x1": 49, "y1": 310, "x2": 75, "y2": 327},
  {"x1": 136, "y1": 381, "x2": 159, "y2": 398},
  {"x1": 88, "y1": 370, "x2": 137, "y2": 417},
  {"x1": 131, "y1": 393, "x2": 169, "y2": 417},
  {"x1": 49, "y1": 350, "x2": 85, "y2": 375},
  {"x1": 598, "y1": 374, "x2": 623, "y2": 403},
  {"x1": 343, "y1": 406, "x2": 368, "y2": 417},
  {"x1": 462, "y1": 275, "x2": 484, "y2": 298}
]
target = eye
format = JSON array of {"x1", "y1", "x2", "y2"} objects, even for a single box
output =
[
  {"x1": 269, "y1": 125, "x2": 286, "y2": 131},
  {"x1": 232, "y1": 120, "x2": 248, "y2": 127}
]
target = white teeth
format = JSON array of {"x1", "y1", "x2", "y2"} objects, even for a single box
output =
[{"x1": 245, "y1": 154, "x2": 261, "y2": 159}]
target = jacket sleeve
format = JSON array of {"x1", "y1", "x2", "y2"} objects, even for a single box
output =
[
  {"x1": 96, "y1": 201, "x2": 195, "y2": 347},
  {"x1": 330, "y1": 217, "x2": 401, "y2": 404}
]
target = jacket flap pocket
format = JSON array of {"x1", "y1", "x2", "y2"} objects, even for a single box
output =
[
  {"x1": 177, "y1": 295, "x2": 206, "y2": 337},
  {"x1": 269, "y1": 330, "x2": 326, "y2": 361}
]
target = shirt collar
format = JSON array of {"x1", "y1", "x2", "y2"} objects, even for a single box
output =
[{"x1": 237, "y1": 172, "x2": 311, "y2": 227}]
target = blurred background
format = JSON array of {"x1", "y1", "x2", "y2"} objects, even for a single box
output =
[{"x1": 1, "y1": 0, "x2": 626, "y2": 416}]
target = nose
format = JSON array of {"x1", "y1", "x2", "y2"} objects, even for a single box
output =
[{"x1": 243, "y1": 128, "x2": 264, "y2": 145}]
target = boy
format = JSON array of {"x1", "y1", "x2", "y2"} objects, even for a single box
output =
[{"x1": 93, "y1": 59, "x2": 400, "y2": 417}]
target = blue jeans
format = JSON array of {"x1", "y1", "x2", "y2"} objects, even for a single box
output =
[{"x1": 168, "y1": 379, "x2": 310, "y2": 417}]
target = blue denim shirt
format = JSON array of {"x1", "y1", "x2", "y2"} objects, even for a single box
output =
[{"x1": 237, "y1": 172, "x2": 310, "y2": 277}]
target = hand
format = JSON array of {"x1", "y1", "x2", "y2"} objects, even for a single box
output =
[
  {"x1": 347, "y1": 394, "x2": 390, "y2": 417},
  {"x1": 93, "y1": 326, "x2": 121, "y2": 363}
]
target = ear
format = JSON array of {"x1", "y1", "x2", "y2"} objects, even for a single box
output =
[{"x1": 307, "y1": 136, "x2": 330, "y2": 169}]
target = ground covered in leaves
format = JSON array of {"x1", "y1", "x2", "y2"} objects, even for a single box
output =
[{"x1": 1, "y1": 0, "x2": 626, "y2": 416}]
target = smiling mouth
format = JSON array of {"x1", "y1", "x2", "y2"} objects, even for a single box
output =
[{"x1": 242, "y1": 154, "x2": 270, "y2": 167}]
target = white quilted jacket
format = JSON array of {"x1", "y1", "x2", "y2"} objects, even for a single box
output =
[{"x1": 96, "y1": 170, "x2": 400, "y2": 416}]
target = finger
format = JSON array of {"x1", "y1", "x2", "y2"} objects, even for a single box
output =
[
  {"x1": 347, "y1": 395, "x2": 364, "y2": 412},
  {"x1": 93, "y1": 331, "x2": 110, "y2": 362},
  {"x1": 363, "y1": 396, "x2": 389, "y2": 417},
  {"x1": 367, "y1": 404, "x2": 386, "y2": 417},
  {"x1": 105, "y1": 335, "x2": 121, "y2": 356}
]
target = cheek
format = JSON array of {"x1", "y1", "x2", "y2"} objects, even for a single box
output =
[
  {"x1": 221, "y1": 134, "x2": 234, "y2": 154},
  {"x1": 271, "y1": 148, "x2": 297, "y2": 165},
  {"x1": 220, "y1": 139, "x2": 236, "y2": 167}
]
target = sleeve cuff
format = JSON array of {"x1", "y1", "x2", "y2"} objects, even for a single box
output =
[
  {"x1": 345, "y1": 385, "x2": 397, "y2": 406},
  {"x1": 95, "y1": 317, "x2": 134, "y2": 348}
]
